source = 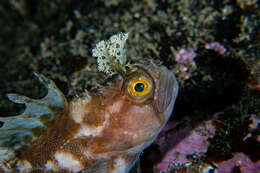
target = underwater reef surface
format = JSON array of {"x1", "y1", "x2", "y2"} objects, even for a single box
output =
[{"x1": 0, "y1": 0, "x2": 259, "y2": 173}]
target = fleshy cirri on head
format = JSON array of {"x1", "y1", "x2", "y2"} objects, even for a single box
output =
[{"x1": 0, "y1": 33, "x2": 178, "y2": 173}]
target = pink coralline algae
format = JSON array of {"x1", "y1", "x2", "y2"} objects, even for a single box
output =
[
  {"x1": 175, "y1": 48, "x2": 197, "y2": 65},
  {"x1": 205, "y1": 41, "x2": 227, "y2": 54},
  {"x1": 215, "y1": 114, "x2": 260, "y2": 173},
  {"x1": 175, "y1": 48, "x2": 197, "y2": 82},
  {"x1": 217, "y1": 153, "x2": 260, "y2": 173},
  {"x1": 153, "y1": 113, "x2": 260, "y2": 173},
  {"x1": 154, "y1": 120, "x2": 216, "y2": 172}
]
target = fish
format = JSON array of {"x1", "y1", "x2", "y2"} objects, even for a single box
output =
[{"x1": 0, "y1": 63, "x2": 178, "y2": 173}]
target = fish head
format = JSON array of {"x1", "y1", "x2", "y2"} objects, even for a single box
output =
[{"x1": 102, "y1": 63, "x2": 179, "y2": 153}]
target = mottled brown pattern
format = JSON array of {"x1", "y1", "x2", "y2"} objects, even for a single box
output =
[
  {"x1": 62, "y1": 137, "x2": 97, "y2": 167},
  {"x1": 9, "y1": 64, "x2": 178, "y2": 173},
  {"x1": 17, "y1": 107, "x2": 80, "y2": 169},
  {"x1": 82, "y1": 95, "x2": 106, "y2": 127}
]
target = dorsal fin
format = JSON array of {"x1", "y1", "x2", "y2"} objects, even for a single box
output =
[{"x1": 0, "y1": 73, "x2": 67, "y2": 166}]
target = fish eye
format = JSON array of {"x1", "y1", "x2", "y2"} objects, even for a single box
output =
[
  {"x1": 134, "y1": 83, "x2": 144, "y2": 92},
  {"x1": 127, "y1": 76, "x2": 152, "y2": 97}
]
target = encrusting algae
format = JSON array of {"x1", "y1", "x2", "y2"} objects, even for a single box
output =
[{"x1": 0, "y1": 33, "x2": 179, "y2": 173}]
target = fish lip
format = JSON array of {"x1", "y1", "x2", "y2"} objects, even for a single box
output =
[{"x1": 154, "y1": 66, "x2": 179, "y2": 114}]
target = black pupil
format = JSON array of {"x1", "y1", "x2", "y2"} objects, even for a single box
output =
[{"x1": 134, "y1": 83, "x2": 144, "y2": 92}]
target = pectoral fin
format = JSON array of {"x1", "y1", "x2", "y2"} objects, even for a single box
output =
[{"x1": 0, "y1": 73, "x2": 67, "y2": 163}]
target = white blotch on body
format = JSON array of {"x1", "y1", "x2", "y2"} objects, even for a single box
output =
[
  {"x1": 17, "y1": 160, "x2": 32, "y2": 172},
  {"x1": 74, "y1": 125, "x2": 104, "y2": 138},
  {"x1": 111, "y1": 157, "x2": 128, "y2": 173},
  {"x1": 54, "y1": 151, "x2": 83, "y2": 172},
  {"x1": 74, "y1": 112, "x2": 110, "y2": 138},
  {"x1": 44, "y1": 160, "x2": 57, "y2": 171},
  {"x1": 70, "y1": 97, "x2": 90, "y2": 124},
  {"x1": 107, "y1": 100, "x2": 123, "y2": 114}
]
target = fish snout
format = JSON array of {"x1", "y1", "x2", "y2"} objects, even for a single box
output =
[{"x1": 155, "y1": 66, "x2": 179, "y2": 114}]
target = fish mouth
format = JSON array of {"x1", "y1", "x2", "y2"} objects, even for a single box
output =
[{"x1": 154, "y1": 66, "x2": 179, "y2": 114}]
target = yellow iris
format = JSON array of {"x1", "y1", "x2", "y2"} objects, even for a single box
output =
[{"x1": 128, "y1": 77, "x2": 152, "y2": 97}]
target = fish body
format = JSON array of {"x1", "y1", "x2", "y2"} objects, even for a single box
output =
[{"x1": 0, "y1": 63, "x2": 178, "y2": 173}]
